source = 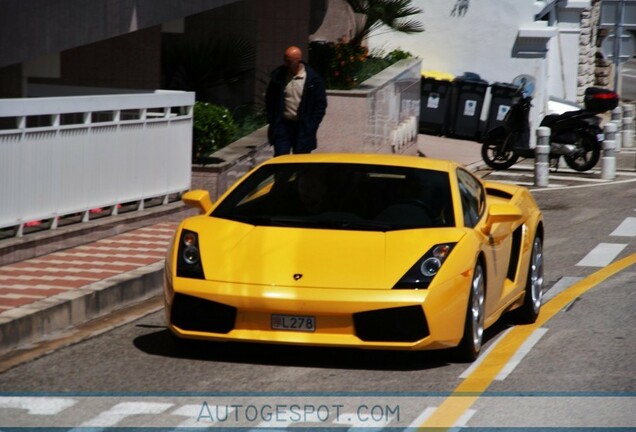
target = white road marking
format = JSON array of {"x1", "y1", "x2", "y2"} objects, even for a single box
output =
[
  {"x1": 576, "y1": 243, "x2": 628, "y2": 267},
  {"x1": 0, "y1": 396, "x2": 77, "y2": 414},
  {"x1": 171, "y1": 404, "x2": 235, "y2": 428},
  {"x1": 543, "y1": 276, "x2": 583, "y2": 304},
  {"x1": 532, "y1": 177, "x2": 636, "y2": 192},
  {"x1": 452, "y1": 408, "x2": 477, "y2": 428},
  {"x1": 331, "y1": 411, "x2": 391, "y2": 428},
  {"x1": 408, "y1": 407, "x2": 437, "y2": 429},
  {"x1": 459, "y1": 328, "x2": 512, "y2": 379},
  {"x1": 73, "y1": 401, "x2": 173, "y2": 429},
  {"x1": 610, "y1": 217, "x2": 636, "y2": 237},
  {"x1": 490, "y1": 170, "x2": 607, "y2": 183},
  {"x1": 495, "y1": 328, "x2": 549, "y2": 381}
]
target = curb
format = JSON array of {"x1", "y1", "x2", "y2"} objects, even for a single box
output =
[{"x1": 0, "y1": 262, "x2": 164, "y2": 356}]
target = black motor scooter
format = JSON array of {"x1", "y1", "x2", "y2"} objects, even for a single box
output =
[{"x1": 481, "y1": 87, "x2": 619, "y2": 171}]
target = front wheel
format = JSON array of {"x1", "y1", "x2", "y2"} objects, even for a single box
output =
[
  {"x1": 515, "y1": 235, "x2": 544, "y2": 324},
  {"x1": 455, "y1": 262, "x2": 485, "y2": 362},
  {"x1": 563, "y1": 132, "x2": 600, "y2": 171},
  {"x1": 481, "y1": 133, "x2": 519, "y2": 170}
]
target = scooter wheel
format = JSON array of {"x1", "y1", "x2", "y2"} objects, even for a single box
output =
[
  {"x1": 563, "y1": 133, "x2": 600, "y2": 172},
  {"x1": 481, "y1": 136, "x2": 519, "y2": 170}
]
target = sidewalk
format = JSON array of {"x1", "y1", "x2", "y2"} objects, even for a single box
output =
[{"x1": 0, "y1": 135, "x2": 633, "y2": 357}]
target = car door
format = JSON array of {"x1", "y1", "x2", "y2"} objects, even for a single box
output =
[{"x1": 457, "y1": 169, "x2": 513, "y2": 316}]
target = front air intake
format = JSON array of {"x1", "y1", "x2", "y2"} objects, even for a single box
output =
[
  {"x1": 171, "y1": 293, "x2": 237, "y2": 334},
  {"x1": 353, "y1": 305, "x2": 429, "y2": 342}
]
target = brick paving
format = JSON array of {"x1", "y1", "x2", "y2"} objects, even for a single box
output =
[{"x1": 0, "y1": 222, "x2": 178, "y2": 314}]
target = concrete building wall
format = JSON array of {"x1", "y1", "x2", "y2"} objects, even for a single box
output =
[
  {"x1": 29, "y1": 27, "x2": 163, "y2": 92},
  {"x1": 254, "y1": 0, "x2": 312, "y2": 105},
  {"x1": 364, "y1": 0, "x2": 593, "y2": 135},
  {"x1": 0, "y1": 0, "x2": 242, "y2": 69},
  {"x1": 0, "y1": 0, "x2": 312, "y2": 108},
  {"x1": 368, "y1": 1, "x2": 538, "y2": 82}
]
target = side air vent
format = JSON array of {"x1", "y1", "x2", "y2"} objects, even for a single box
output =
[
  {"x1": 507, "y1": 225, "x2": 523, "y2": 281},
  {"x1": 486, "y1": 187, "x2": 513, "y2": 200}
]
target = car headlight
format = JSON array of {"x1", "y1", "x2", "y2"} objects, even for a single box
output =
[
  {"x1": 176, "y1": 229, "x2": 205, "y2": 279},
  {"x1": 393, "y1": 243, "x2": 455, "y2": 289}
]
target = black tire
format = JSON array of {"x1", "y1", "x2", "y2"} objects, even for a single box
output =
[
  {"x1": 515, "y1": 235, "x2": 544, "y2": 324},
  {"x1": 481, "y1": 133, "x2": 519, "y2": 170},
  {"x1": 454, "y1": 262, "x2": 485, "y2": 362},
  {"x1": 563, "y1": 132, "x2": 600, "y2": 172}
]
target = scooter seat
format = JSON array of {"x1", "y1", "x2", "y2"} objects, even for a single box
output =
[{"x1": 540, "y1": 110, "x2": 591, "y2": 127}]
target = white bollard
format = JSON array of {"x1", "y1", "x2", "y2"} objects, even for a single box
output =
[
  {"x1": 535, "y1": 127, "x2": 550, "y2": 187},
  {"x1": 611, "y1": 107, "x2": 622, "y2": 151},
  {"x1": 602, "y1": 122, "x2": 617, "y2": 180},
  {"x1": 622, "y1": 104, "x2": 634, "y2": 149}
]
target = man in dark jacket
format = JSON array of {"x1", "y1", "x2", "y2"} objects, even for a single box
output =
[{"x1": 266, "y1": 46, "x2": 327, "y2": 156}]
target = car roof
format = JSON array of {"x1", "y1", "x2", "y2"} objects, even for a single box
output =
[{"x1": 262, "y1": 153, "x2": 461, "y2": 172}]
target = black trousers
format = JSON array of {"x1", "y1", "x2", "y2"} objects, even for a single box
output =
[{"x1": 273, "y1": 119, "x2": 311, "y2": 156}]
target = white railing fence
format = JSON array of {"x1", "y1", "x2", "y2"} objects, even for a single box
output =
[{"x1": 0, "y1": 90, "x2": 194, "y2": 237}]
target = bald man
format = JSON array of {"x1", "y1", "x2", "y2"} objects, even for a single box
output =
[{"x1": 266, "y1": 46, "x2": 327, "y2": 156}]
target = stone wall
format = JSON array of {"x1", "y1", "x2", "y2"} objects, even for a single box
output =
[
  {"x1": 578, "y1": 2, "x2": 599, "y2": 103},
  {"x1": 191, "y1": 127, "x2": 272, "y2": 201},
  {"x1": 579, "y1": 0, "x2": 613, "y2": 103},
  {"x1": 317, "y1": 58, "x2": 422, "y2": 154}
]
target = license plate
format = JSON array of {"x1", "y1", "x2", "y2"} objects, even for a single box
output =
[
  {"x1": 271, "y1": 314, "x2": 316, "y2": 332},
  {"x1": 596, "y1": 133, "x2": 605, "y2": 142}
]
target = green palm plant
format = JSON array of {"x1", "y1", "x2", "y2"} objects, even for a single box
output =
[{"x1": 345, "y1": 0, "x2": 424, "y2": 46}]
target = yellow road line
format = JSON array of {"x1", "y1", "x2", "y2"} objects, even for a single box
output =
[{"x1": 420, "y1": 253, "x2": 636, "y2": 429}]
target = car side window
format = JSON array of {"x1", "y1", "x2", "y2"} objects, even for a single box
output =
[{"x1": 457, "y1": 168, "x2": 484, "y2": 228}]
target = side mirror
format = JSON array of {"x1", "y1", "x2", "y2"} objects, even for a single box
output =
[
  {"x1": 182, "y1": 189, "x2": 213, "y2": 214},
  {"x1": 482, "y1": 203, "x2": 522, "y2": 234}
]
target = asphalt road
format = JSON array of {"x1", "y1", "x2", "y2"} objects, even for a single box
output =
[
  {"x1": 620, "y1": 57, "x2": 636, "y2": 101},
  {"x1": 0, "y1": 177, "x2": 634, "y2": 429}
]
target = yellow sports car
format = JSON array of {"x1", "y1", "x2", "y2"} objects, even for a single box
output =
[{"x1": 164, "y1": 153, "x2": 543, "y2": 361}]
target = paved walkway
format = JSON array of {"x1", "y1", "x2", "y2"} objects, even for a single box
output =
[{"x1": 0, "y1": 223, "x2": 177, "y2": 314}]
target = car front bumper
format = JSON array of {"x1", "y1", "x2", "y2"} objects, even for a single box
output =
[{"x1": 164, "y1": 272, "x2": 470, "y2": 351}]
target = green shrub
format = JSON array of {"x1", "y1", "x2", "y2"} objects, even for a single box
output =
[
  {"x1": 192, "y1": 102, "x2": 237, "y2": 163},
  {"x1": 384, "y1": 48, "x2": 413, "y2": 63},
  {"x1": 309, "y1": 41, "x2": 369, "y2": 90},
  {"x1": 309, "y1": 42, "x2": 414, "y2": 90},
  {"x1": 231, "y1": 105, "x2": 267, "y2": 142}
]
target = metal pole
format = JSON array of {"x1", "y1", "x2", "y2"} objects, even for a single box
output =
[
  {"x1": 612, "y1": 106, "x2": 623, "y2": 151},
  {"x1": 602, "y1": 122, "x2": 617, "y2": 180},
  {"x1": 613, "y1": 0, "x2": 626, "y2": 93},
  {"x1": 535, "y1": 127, "x2": 550, "y2": 187},
  {"x1": 622, "y1": 103, "x2": 635, "y2": 148}
]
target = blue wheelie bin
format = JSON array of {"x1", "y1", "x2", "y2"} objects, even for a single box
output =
[
  {"x1": 419, "y1": 70, "x2": 455, "y2": 135},
  {"x1": 485, "y1": 82, "x2": 520, "y2": 134},
  {"x1": 448, "y1": 72, "x2": 488, "y2": 140}
]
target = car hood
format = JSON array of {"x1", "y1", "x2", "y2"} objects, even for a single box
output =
[{"x1": 183, "y1": 217, "x2": 466, "y2": 289}]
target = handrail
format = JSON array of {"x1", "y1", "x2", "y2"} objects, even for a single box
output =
[{"x1": 0, "y1": 90, "x2": 195, "y2": 238}]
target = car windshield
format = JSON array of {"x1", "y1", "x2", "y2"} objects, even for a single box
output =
[{"x1": 211, "y1": 163, "x2": 455, "y2": 231}]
